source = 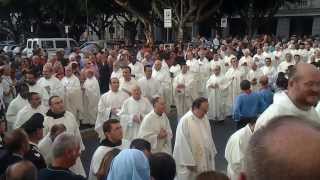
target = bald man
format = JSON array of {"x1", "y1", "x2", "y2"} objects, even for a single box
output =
[
  {"x1": 6, "y1": 161, "x2": 37, "y2": 180},
  {"x1": 255, "y1": 63, "x2": 320, "y2": 130},
  {"x1": 118, "y1": 85, "x2": 152, "y2": 143},
  {"x1": 240, "y1": 116, "x2": 320, "y2": 180}
]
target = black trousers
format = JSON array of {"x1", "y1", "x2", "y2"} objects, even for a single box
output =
[{"x1": 236, "y1": 117, "x2": 257, "y2": 130}]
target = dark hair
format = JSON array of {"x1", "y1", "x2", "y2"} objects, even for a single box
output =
[
  {"x1": 287, "y1": 65, "x2": 297, "y2": 80},
  {"x1": 5, "y1": 160, "x2": 37, "y2": 180},
  {"x1": 150, "y1": 153, "x2": 176, "y2": 180},
  {"x1": 130, "y1": 138, "x2": 151, "y2": 152},
  {"x1": 48, "y1": 96, "x2": 60, "y2": 106},
  {"x1": 27, "y1": 92, "x2": 39, "y2": 102},
  {"x1": 196, "y1": 171, "x2": 229, "y2": 180},
  {"x1": 16, "y1": 83, "x2": 29, "y2": 95},
  {"x1": 240, "y1": 80, "x2": 251, "y2": 91},
  {"x1": 5, "y1": 129, "x2": 29, "y2": 153},
  {"x1": 192, "y1": 97, "x2": 208, "y2": 110},
  {"x1": 121, "y1": 66, "x2": 131, "y2": 73},
  {"x1": 25, "y1": 69, "x2": 38, "y2": 78},
  {"x1": 276, "y1": 73, "x2": 288, "y2": 90},
  {"x1": 144, "y1": 65, "x2": 152, "y2": 71},
  {"x1": 245, "y1": 115, "x2": 320, "y2": 180},
  {"x1": 102, "y1": 119, "x2": 120, "y2": 133},
  {"x1": 151, "y1": 97, "x2": 161, "y2": 107}
]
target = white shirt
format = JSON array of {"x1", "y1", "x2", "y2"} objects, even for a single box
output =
[
  {"x1": 6, "y1": 95, "x2": 28, "y2": 125},
  {"x1": 138, "y1": 77, "x2": 163, "y2": 100},
  {"x1": 37, "y1": 76, "x2": 65, "y2": 98}
]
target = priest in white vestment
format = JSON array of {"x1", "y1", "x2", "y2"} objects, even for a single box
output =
[
  {"x1": 129, "y1": 58, "x2": 144, "y2": 80},
  {"x1": 82, "y1": 68, "x2": 101, "y2": 125},
  {"x1": 247, "y1": 63, "x2": 264, "y2": 92},
  {"x1": 153, "y1": 60, "x2": 173, "y2": 110},
  {"x1": 119, "y1": 85, "x2": 152, "y2": 143},
  {"x1": 206, "y1": 65, "x2": 228, "y2": 121},
  {"x1": 225, "y1": 122, "x2": 255, "y2": 180},
  {"x1": 260, "y1": 57, "x2": 277, "y2": 86},
  {"x1": 225, "y1": 56, "x2": 246, "y2": 114},
  {"x1": 197, "y1": 50, "x2": 211, "y2": 97},
  {"x1": 14, "y1": 92, "x2": 48, "y2": 129},
  {"x1": 138, "y1": 97, "x2": 172, "y2": 154},
  {"x1": 255, "y1": 63, "x2": 320, "y2": 131},
  {"x1": 6, "y1": 83, "x2": 29, "y2": 130},
  {"x1": 43, "y1": 96, "x2": 86, "y2": 177},
  {"x1": 239, "y1": 49, "x2": 253, "y2": 67},
  {"x1": 37, "y1": 63, "x2": 65, "y2": 98},
  {"x1": 119, "y1": 66, "x2": 138, "y2": 96},
  {"x1": 61, "y1": 65, "x2": 83, "y2": 120},
  {"x1": 110, "y1": 62, "x2": 122, "y2": 80},
  {"x1": 278, "y1": 52, "x2": 295, "y2": 73},
  {"x1": 89, "y1": 120, "x2": 128, "y2": 180},
  {"x1": 173, "y1": 62, "x2": 197, "y2": 118},
  {"x1": 186, "y1": 51, "x2": 201, "y2": 98},
  {"x1": 138, "y1": 65, "x2": 163, "y2": 102},
  {"x1": 95, "y1": 77, "x2": 129, "y2": 140},
  {"x1": 25, "y1": 71, "x2": 50, "y2": 107},
  {"x1": 173, "y1": 97, "x2": 217, "y2": 180}
]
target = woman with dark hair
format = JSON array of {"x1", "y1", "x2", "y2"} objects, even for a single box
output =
[{"x1": 149, "y1": 152, "x2": 176, "y2": 180}]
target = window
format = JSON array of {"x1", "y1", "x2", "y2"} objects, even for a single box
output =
[
  {"x1": 32, "y1": 41, "x2": 38, "y2": 49},
  {"x1": 70, "y1": 40, "x2": 78, "y2": 48},
  {"x1": 27, "y1": 41, "x2": 31, "y2": 48},
  {"x1": 42, "y1": 40, "x2": 54, "y2": 49},
  {"x1": 55, "y1": 40, "x2": 67, "y2": 48}
]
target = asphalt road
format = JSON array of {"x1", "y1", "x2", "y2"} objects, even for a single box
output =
[{"x1": 80, "y1": 112, "x2": 237, "y2": 175}]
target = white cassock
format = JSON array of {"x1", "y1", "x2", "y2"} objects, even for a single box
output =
[
  {"x1": 14, "y1": 104, "x2": 48, "y2": 129},
  {"x1": 43, "y1": 111, "x2": 86, "y2": 177},
  {"x1": 138, "y1": 110, "x2": 172, "y2": 154},
  {"x1": 28, "y1": 84, "x2": 50, "y2": 107},
  {"x1": 277, "y1": 61, "x2": 295, "y2": 73},
  {"x1": 239, "y1": 56, "x2": 253, "y2": 66},
  {"x1": 88, "y1": 142, "x2": 129, "y2": 180},
  {"x1": 206, "y1": 74, "x2": 228, "y2": 121},
  {"x1": 61, "y1": 75, "x2": 83, "y2": 119},
  {"x1": 138, "y1": 77, "x2": 163, "y2": 101},
  {"x1": 173, "y1": 72, "x2": 197, "y2": 118},
  {"x1": 119, "y1": 78, "x2": 138, "y2": 95},
  {"x1": 6, "y1": 95, "x2": 28, "y2": 130},
  {"x1": 38, "y1": 134, "x2": 53, "y2": 165},
  {"x1": 225, "y1": 124, "x2": 253, "y2": 180},
  {"x1": 95, "y1": 90, "x2": 129, "y2": 139},
  {"x1": 110, "y1": 69, "x2": 122, "y2": 79},
  {"x1": 119, "y1": 97, "x2": 152, "y2": 143},
  {"x1": 169, "y1": 64, "x2": 181, "y2": 78},
  {"x1": 198, "y1": 57, "x2": 211, "y2": 97},
  {"x1": 152, "y1": 69, "x2": 173, "y2": 108},
  {"x1": 129, "y1": 62, "x2": 144, "y2": 80},
  {"x1": 187, "y1": 59, "x2": 201, "y2": 97},
  {"x1": 246, "y1": 68, "x2": 264, "y2": 92},
  {"x1": 37, "y1": 76, "x2": 65, "y2": 98},
  {"x1": 225, "y1": 67, "x2": 246, "y2": 114},
  {"x1": 173, "y1": 111, "x2": 217, "y2": 180},
  {"x1": 260, "y1": 65, "x2": 277, "y2": 85},
  {"x1": 255, "y1": 91, "x2": 320, "y2": 131},
  {"x1": 82, "y1": 76, "x2": 100, "y2": 125},
  {"x1": 210, "y1": 60, "x2": 225, "y2": 74}
]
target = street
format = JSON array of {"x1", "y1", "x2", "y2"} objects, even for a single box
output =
[{"x1": 80, "y1": 112, "x2": 237, "y2": 175}]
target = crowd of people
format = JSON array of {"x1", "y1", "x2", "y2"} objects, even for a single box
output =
[{"x1": 0, "y1": 34, "x2": 320, "y2": 180}]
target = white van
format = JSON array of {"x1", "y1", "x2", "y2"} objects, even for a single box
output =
[{"x1": 24, "y1": 38, "x2": 78, "y2": 58}]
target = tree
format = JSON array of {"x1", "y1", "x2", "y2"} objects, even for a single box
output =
[
  {"x1": 221, "y1": 0, "x2": 300, "y2": 36},
  {"x1": 113, "y1": 0, "x2": 162, "y2": 45},
  {"x1": 151, "y1": 0, "x2": 223, "y2": 41}
]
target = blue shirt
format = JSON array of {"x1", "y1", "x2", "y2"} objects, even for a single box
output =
[
  {"x1": 233, "y1": 91, "x2": 264, "y2": 121},
  {"x1": 258, "y1": 88, "x2": 274, "y2": 111}
]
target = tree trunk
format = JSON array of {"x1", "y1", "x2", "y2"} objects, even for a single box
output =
[
  {"x1": 143, "y1": 21, "x2": 154, "y2": 46},
  {"x1": 176, "y1": 23, "x2": 184, "y2": 42}
]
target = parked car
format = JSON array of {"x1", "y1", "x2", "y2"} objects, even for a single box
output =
[{"x1": 24, "y1": 38, "x2": 78, "y2": 58}]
